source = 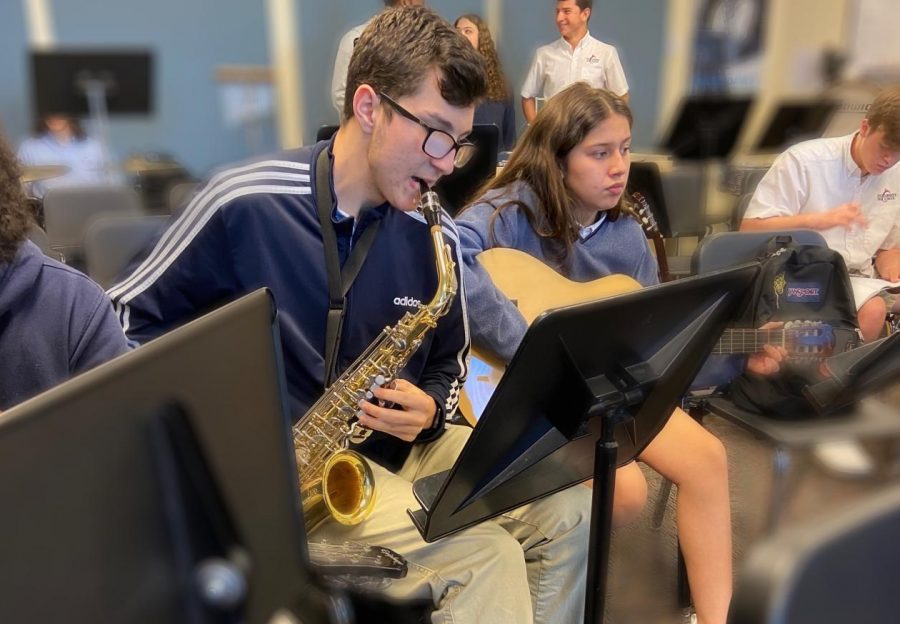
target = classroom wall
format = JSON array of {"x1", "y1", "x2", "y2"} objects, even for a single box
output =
[
  {"x1": 0, "y1": 2, "x2": 32, "y2": 145},
  {"x1": 0, "y1": 1, "x2": 667, "y2": 175},
  {"x1": 3, "y1": 0, "x2": 277, "y2": 177}
]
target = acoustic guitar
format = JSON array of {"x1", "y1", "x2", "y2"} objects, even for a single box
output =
[{"x1": 461, "y1": 248, "x2": 836, "y2": 422}]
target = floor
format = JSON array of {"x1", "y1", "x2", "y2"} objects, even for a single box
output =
[{"x1": 604, "y1": 383, "x2": 900, "y2": 624}]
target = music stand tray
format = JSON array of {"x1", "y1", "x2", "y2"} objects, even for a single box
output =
[{"x1": 409, "y1": 264, "x2": 758, "y2": 623}]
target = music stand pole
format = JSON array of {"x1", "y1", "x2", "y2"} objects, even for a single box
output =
[
  {"x1": 78, "y1": 77, "x2": 114, "y2": 183},
  {"x1": 584, "y1": 408, "x2": 625, "y2": 624}
]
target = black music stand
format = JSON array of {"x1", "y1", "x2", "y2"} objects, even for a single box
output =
[
  {"x1": 804, "y1": 332, "x2": 900, "y2": 414},
  {"x1": 663, "y1": 95, "x2": 753, "y2": 160},
  {"x1": 0, "y1": 291, "x2": 334, "y2": 623},
  {"x1": 409, "y1": 264, "x2": 759, "y2": 623},
  {"x1": 754, "y1": 100, "x2": 837, "y2": 152}
]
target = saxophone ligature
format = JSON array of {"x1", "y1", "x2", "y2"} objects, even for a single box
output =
[{"x1": 293, "y1": 181, "x2": 458, "y2": 532}]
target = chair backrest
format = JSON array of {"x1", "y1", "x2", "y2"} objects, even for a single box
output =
[
  {"x1": 316, "y1": 125, "x2": 339, "y2": 142},
  {"x1": 27, "y1": 225, "x2": 62, "y2": 262},
  {"x1": 433, "y1": 123, "x2": 499, "y2": 216},
  {"x1": 692, "y1": 229, "x2": 828, "y2": 275},
  {"x1": 731, "y1": 193, "x2": 755, "y2": 230},
  {"x1": 729, "y1": 484, "x2": 900, "y2": 624},
  {"x1": 84, "y1": 215, "x2": 169, "y2": 288},
  {"x1": 167, "y1": 181, "x2": 199, "y2": 216},
  {"x1": 627, "y1": 160, "x2": 673, "y2": 238},
  {"x1": 43, "y1": 186, "x2": 144, "y2": 261},
  {"x1": 658, "y1": 162, "x2": 708, "y2": 237}
]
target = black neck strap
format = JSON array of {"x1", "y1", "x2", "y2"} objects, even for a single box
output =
[{"x1": 315, "y1": 146, "x2": 380, "y2": 387}]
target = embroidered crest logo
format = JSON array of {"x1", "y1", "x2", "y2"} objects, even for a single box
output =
[
  {"x1": 877, "y1": 188, "x2": 897, "y2": 202},
  {"x1": 773, "y1": 272, "x2": 786, "y2": 309}
]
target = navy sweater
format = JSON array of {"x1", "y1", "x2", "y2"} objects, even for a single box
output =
[
  {"x1": 456, "y1": 181, "x2": 743, "y2": 387},
  {"x1": 0, "y1": 241, "x2": 130, "y2": 409}
]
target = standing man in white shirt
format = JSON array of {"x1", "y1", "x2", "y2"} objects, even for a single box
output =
[
  {"x1": 330, "y1": 0, "x2": 424, "y2": 117},
  {"x1": 521, "y1": 0, "x2": 629, "y2": 124},
  {"x1": 741, "y1": 87, "x2": 900, "y2": 343}
]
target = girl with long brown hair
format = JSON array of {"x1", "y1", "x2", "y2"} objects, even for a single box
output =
[
  {"x1": 456, "y1": 82, "x2": 785, "y2": 624},
  {"x1": 455, "y1": 14, "x2": 517, "y2": 151}
]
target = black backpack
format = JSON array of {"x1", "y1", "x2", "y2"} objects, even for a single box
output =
[{"x1": 728, "y1": 236, "x2": 861, "y2": 418}]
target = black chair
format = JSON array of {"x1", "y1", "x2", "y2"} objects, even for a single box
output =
[
  {"x1": 731, "y1": 192, "x2": 755, "y2": 230},
  {"x1": 167, "y1": 181, "x2": 199, "y2": 217},
  {"x1": 27, "y1": 225, "x2": 62, "y2": 262},
  {"x1": 729, "y1": 484, "x2": 900, "y2": 624},
  {"x1": 693, "y1": 230, "x2": 900, "y2": 531},
  {"x1": 433, "y1": 123, "x2": 499, "y2": 216},
  {"x1": 628, "y1": 161, "x2": 673, "y2": 239},
  {"x1": 42, "y1": 185, "x2": 144, "y2": 267},
  {"x1": 83, "y1": 215, "x2": 169, "y2": 288},
  {"x1": 628, "y1": 161, "x2": 692, "y2": 279},
  {"x1": 316, "y1": 124, "x2": 339, "y2": 142}
]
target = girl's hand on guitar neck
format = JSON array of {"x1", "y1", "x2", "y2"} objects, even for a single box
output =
[{"x1": 746, "y1": 321, "x2": 788, "y2": 376}]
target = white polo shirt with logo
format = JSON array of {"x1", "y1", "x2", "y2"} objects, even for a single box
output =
[
  {"x1": 744, "y1": 133, "x2": 900, "y2": 279},
  {"x1": 521, "y1": 32, "x2": 629, "y2": 101}
]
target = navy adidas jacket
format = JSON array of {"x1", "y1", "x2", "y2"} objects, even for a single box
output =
[{"x1": 107, "y1": 141, "x2": 469, "y2": 470}]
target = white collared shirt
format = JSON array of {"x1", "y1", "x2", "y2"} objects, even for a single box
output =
[
  {"x1": 521, "y1": 32, "x2": 629, "y2": 100},
  {"x1": 744, "y1": 133, "x2": 900, "y2": 276},
  {"x1": 577, "y1": 211, "x2": 608, "y2": 241}
]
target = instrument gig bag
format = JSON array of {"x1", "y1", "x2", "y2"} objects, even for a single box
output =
[{"x1": 728, "y1": 235, "x2": 861, "y2": 419}]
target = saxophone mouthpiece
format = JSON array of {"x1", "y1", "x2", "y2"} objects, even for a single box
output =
[{"x1": 417, "y1": 180, "x2": 443, "y2": 229}]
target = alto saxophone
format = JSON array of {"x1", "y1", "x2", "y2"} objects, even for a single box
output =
[{"x1": 294, "y1": 183, "x2": 458, "y2": 532}]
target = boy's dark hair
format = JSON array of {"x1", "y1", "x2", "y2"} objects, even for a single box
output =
[
  {"x1": 343, "y1": 6, "x2": 487, "y2": 122},
  {"x1": 0, "y1": 131, "x2": 32, "y2": 265},
  {"x1": 558, "y1": 0, "x2": 593, "y2": 14}
]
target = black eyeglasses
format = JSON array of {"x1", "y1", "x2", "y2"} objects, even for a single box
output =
[{"x1": 380, "y1": 93, "x2": 476, "y2": 168}]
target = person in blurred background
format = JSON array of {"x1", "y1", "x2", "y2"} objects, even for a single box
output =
[
  {"x1": 455, "y1": 13, "x2": 516, "y2": 151},
  {"x1": 330, "y1": 0, "x2": 425, "y2": 117},
  {"x1": 0, "y1": 127, "x2": 128, "y2": 410},
  {"x1": 17, "y1": 114, "x2": 118, "y2": 197},
  {"x1": 521, "y1": 0, "x2": 629, "y2": 124}
]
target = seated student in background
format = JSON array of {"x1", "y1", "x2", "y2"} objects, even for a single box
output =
[
  {"x1": 455, "y1": 14, "x2": 517, "y2": 152},
  {"x1": 109, "y1": 8, "x2": 592, "y2": 622},
  {"x1": 0, "y1": 129, "x2": 129, "y2": 410},
  {"x1": 456, "y1": 83, "x2": 787, "y2": 624},
  {"x1": 521, "y1": 0, "x2": 629, "y2": 124},
  {"x1": 330, "y1": 0, "x2": 425, "y2": 117},
  {"x1": 17, "y1": 115, "x2": 119, "y2": 198},
  {"x1": 741, "y1": 86, "x2": 900, "y2": 343}
]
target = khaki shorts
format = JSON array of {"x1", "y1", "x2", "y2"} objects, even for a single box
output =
[{"x1": 877, "y1": 288, "x2": 899, "y2": 312}]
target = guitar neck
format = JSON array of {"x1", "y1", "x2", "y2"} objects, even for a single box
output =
[{"x1": 712, "y1": 328, "x2": 785, "y2": 355}]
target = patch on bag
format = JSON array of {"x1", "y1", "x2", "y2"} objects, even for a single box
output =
[{"x1": 785, "y1": 281, "x2": 823, "y2": 303}]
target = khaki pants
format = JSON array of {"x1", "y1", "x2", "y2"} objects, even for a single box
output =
[{"x1": 312, "y1": 425, "x2": 591, "y2": 624}]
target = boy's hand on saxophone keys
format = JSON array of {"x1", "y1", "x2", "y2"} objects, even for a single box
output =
[{"x1": 357, "y1": 379, "x2": 437, "y2": 442}]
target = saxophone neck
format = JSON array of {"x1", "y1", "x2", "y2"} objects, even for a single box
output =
[{"x1": 417, "y1": 185, "x2": 458, "y2": 317}]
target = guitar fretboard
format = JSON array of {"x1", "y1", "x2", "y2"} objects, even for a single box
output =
[{"x1": 711, "y1": 329, "x2": 785, "y2": 355}]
